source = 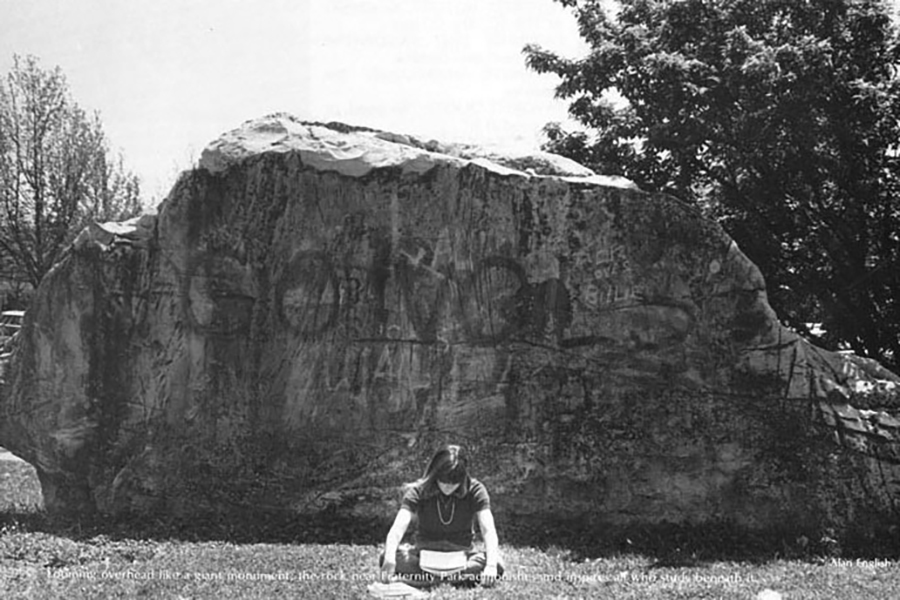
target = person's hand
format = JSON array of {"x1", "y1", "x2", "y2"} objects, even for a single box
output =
[
  {"x1": 380, "y1": 559, "x2": 396, "y2": 583},
  {"x1": 480, "y1": 564, "x2": 498, "y2": 587}
]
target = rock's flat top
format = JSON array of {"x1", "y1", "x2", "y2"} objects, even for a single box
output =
[{"x1": 199, "y1": 113, "x2": 637, "y2": 187}]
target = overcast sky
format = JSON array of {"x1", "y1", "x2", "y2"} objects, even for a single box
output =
[
  {"x1": 4, "y1": 0, "x2": 898, "y2": 205},
  {"x1": 1, "y1": 0, "x2": 593, "y2": 203}
]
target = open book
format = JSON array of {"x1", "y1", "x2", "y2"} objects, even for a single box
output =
[
  {"x1": 367, "y1": 581, "x2": 428, "y2": 598},
  {"x1": 418, "y1": 550, "x2": 468, "y2": 576}
]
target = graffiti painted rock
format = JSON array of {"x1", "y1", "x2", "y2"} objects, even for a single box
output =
[{"x1": 1, "y1": 114, "x2": 898, "y2": 534}]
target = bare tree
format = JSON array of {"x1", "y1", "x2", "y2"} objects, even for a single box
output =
[{"x1": 0, "y1": 54, "x2": 141, "y2": 288}]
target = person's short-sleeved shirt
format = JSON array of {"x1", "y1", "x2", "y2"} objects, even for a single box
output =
[{"x1": 400, "y1": 478, "x2": 490, "y2": 549}]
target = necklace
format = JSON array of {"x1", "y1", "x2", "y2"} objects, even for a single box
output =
[{"x1": 437, "y1": 496, "x2": 455, "y2": 525}]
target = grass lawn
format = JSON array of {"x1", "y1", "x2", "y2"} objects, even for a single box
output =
[{"x1": 0, "y1": 452, "x2": 898, "y2": 599}]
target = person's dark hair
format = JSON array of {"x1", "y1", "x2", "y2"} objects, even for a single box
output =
[{"x1": 411, "y1": 444, "x2": 471, "y2": 499}]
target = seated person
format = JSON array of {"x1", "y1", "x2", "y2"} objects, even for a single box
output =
[{"x1": 379, "y1": 444, "x2": 503, "y2": 587}]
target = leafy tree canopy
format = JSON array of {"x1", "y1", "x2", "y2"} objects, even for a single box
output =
[
  {"x1": 525, "y1": 0, "x2": 900, "y2": 371},
  {"x1": 0, "y1": 54, "x2": 141, "y2": 289}
]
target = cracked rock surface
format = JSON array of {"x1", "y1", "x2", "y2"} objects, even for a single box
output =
[{"x1": 1, "y1": 114, "x2": 897, "y2": 532}]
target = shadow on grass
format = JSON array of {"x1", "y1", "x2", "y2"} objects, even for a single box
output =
[
  {"x1": 499, "y1": 513, "x2": 900, "y2": 566},
  {"x1": 4, "y1": 506, "x2": 899, "y2": 568},
  {"x1": 0, "y1": 506, "x2": 390, "y2": 546}
]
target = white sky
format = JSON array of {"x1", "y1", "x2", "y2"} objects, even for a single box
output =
[
  {"x1": 5, "y1": 0, "x2": 897, "y2": 205},
  {"x1": 0, "y1": 0, "x2": 592, "y2": 203}
]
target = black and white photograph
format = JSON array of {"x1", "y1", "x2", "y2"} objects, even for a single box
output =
[{"x1": 1, "y1": 1, "x2": 900, "y2": 598}]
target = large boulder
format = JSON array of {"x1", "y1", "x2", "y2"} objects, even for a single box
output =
[{"x1": 1, "y1": 114, "x2": 898, "y2": 534}]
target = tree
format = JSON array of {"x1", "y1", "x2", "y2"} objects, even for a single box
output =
[
  {"x1": 525, "y1": 0, "x2": 900, "y2": 371},
  {"x1": 0, "y1": 54, "x2": 141, "y2": 289}
]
